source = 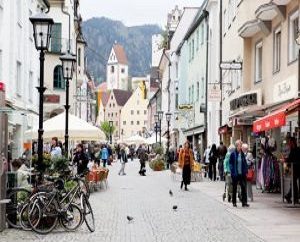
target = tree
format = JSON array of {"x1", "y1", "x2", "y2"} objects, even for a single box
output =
[{"x1": 100, "y1": 121, "x2": 116, "y2": 141}]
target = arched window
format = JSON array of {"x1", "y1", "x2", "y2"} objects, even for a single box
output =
[
  {"x1": 111, "y1": 65, "x2": 115, "y2": 73},
  {"x1": 53, "y1": 65, "x2": 64, "y2": 89}
]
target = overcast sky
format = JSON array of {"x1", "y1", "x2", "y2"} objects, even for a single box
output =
[{"x1": 80, "y1": 0, "x2": 203, "y2": 27}]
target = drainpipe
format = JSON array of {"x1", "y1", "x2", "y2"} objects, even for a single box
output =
[
  {"x1": 61, "y1": 3, "x2": 71, "y2": 53},
  {"x1": 204, "y1": 10, "x2": 209, "y2": 151},
  {"x1": 219, "y1": 0, "x2": 223, "y2": 141}
]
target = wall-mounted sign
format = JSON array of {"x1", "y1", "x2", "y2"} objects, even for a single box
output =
[
  {"x1": 44, "y1": 95, "x2": 60, "y2": 103},
  {"x1": 273, "y1": 76, "x2": 297, "y2": 103},
  {"x1": 178, "y1": 104, "x2": 193, "y2": 110},
  {"x1": 208, "y1": 84, "x2": 221, "y2": 102},
  {"x1": 230, "y1": 91, "x2": 259, "y2": 111}
]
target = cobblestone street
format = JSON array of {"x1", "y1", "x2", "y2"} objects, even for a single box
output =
[{"x1": 1, "y1": 161, "x2": 263, "y2": 242}]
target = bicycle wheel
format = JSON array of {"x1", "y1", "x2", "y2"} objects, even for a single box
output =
[
  {"x1": 81, "y1": 193, "x2": 95, "y2": 232},
  {"x1": 20, "y1": 203, "x2": 33, "y2": 231},
  {"x1": 60, "y1": 203, "x2": 83, "y2": 231},
  {"x1": 29, "y1": 194, "x2": 59, "y2": 235},
  {"x1": 20, "y1": 192, "x2": 48, "y2": 231},
  {"x1": 6, "y1": 188, "x2": 31, "y2": 229}
]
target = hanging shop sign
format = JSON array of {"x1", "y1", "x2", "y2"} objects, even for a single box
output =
[
  {"x1": 273, "y1": 76, "x2": 297, "y2": 103},
  {"x1": 230, "y1": 91, "x2": 259, "y2": 111},
  {"x1": 208, "y1": 84, "x2": 221, "y2": 102}
]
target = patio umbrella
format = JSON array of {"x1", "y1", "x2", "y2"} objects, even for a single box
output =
[
  {"x1": 145, "y1": 135, "x2": 167, "y2": 145},
  {"x1": 124, "y1": 134, "x2": 146, "y2": 145},
  {"x1": 25, "y1": 112, "x2": 105, "y2": 141}
]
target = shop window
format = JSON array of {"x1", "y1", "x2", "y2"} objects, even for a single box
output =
[
  {"x1": 288, "y1": 10, "x2": 299, "y2": 63},
  {"x1": 255, "y1": 41, "x2": 263, "y2": 83},
  {"x1": 53, "y1": 65, "x2": 65, "y2": 89},
  {"x1": 50, "y1": 23, "x2": 62, "y2": 53},
  {"x1": 273, "y1": 27, "x2": 281, "y2": 73}
]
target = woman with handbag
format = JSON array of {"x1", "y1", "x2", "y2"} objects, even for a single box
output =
[
  {"x1": 242, "y1": 143, "x2": 254, "y2": 202},
  {"x1": 178, "y1": 141, "x2": 194, "y2": 191}
]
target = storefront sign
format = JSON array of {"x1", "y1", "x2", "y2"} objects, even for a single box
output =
[
  {"x1": 44, "y1": 95, "x2": 60, "y2": 103},
  {"x1": 234, "y1": 118, "x2": 253, "y2": 126},
  {"x1": 208, "y1": 84, "x2": 221, "y2": 102},
  {"x1": 230, "y1": 92, "x2": 258, "y2": 111},
  {"x1": 273, "y1": 76, "x2": 297, "y2": 102},
  {"x1": 178, "y1": 104, "x2": 193, "y2": 110}
]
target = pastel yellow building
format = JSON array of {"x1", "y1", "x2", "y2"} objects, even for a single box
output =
[{"x1": 120, "y1": 85, "x2": 148, "y2": 140}]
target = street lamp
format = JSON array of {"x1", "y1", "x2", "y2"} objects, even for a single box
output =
[
  {"x1": 30, "y1": 12, "x2": 54, "y2": 172},
  {"x1": 60, "y1": 53, "x2": 76, "y2": 158},
  {"x1": 109, "y1": 121, "x2": 113, "y2": 144},
  {"x1": 165, "y1": 112, "x2": 172, "y2": 169},
  {"x1": 154, "y1": 114, "x2": 159, "y2": 144},
  {"x1": 157, "y1": 110, "x2": 164, "y2": 146}
]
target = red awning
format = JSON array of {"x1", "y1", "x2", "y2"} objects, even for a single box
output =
[{"x1": 253, "y1": 98, "x2": 300, "y2": 133}]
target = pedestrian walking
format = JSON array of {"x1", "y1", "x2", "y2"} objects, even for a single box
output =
[
  {"x1": 217, "y1": 142, "x2": 227, "y2": 181},
  {"x1": 118, "y1": 146, "x2": 128, "y2": 176},
  {"x1": 73, "y1": 143, "x2": 89, "y2": 175},
  {"x1": 229, "y1": 140, "x2": 249, "y2": 207},
  {"x1": 101, "y1": 145, "x2": 109, "y2": 167},
  {"x1": 138, "y1": 146, "x2": 148, "y2": 176},
  {"x1": 203, "y1": 146, "x2": 211, "y2": 177},
  {"x1": 178, "y1": 141, "x2": 194, "y2": 191},
  {"x1": 209, "y1": 144, "x2": 218, "y2": 181},
  {"x1": 223, "y1": 144, "x2": 235, "y2": 202},
  {"x1": 107, "y1": 145, "x2": 113, "y2": 165},
  {"x1": 242, "y1": 143, "x2": 254, "y2": 202}
]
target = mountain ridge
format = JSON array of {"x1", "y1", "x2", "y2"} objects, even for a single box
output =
[{"x1": 82, "y1": 17, "x2": 162, "y2": 84}]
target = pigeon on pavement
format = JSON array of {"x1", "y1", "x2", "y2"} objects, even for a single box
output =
[
  {"x1": 169, "y1": 189, "x2": 173, "y2": 196},
  {"x1": 127, "y1": 216, "x2": 134, "y2": 222},
  {"x1": 172, "y1": 205, "x2": 178, "y2": 211}
]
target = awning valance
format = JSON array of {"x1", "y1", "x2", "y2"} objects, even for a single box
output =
[{"x1": 253, "y1": 99, "x2": 300, "y2": 133}]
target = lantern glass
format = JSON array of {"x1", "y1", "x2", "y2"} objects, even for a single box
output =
[
  {"x1": 109, "y1": 121, "x2": 113, "y2": 128},
  {"x1": 30, "y1": 12, "x2": 54, "y2": 51},
  {"x1": 157, "y1": 111, "x2": 164, "y2": 121},
  {"x1": 60, "y1": 53, "x2": 76, "y2": 80},
  {"x1": 166, "y1": 112, "x2": 172, "y2": 122},
  {"x1": 154, "y1": 114, "x2": 159, "y2": 123}
]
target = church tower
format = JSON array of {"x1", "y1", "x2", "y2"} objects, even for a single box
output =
[{"x1": 106, "y1": 43, "x2": 129, "y2": 91}]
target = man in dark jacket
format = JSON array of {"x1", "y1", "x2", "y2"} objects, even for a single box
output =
[
  {"x1": 217, "y1": 142, "x2": 227, "y2": 181},
  {"x1": 285, "y1": 137, "x2": 300, "y2": 203},
  {"x1": 73, "y1": 143, "x2": 89, "y2": 175},
  {"x1": 229, "y1": 140, "x2": 249, "y2": 207}
]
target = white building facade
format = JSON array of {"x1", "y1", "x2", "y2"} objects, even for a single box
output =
[{"x1": 0, "y1": 0, "x2": 48, "y2": 158}]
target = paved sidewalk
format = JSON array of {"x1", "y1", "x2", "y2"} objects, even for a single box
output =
[
  {"x1": 197, "y1": 178, "x2": 300, "y2": 242},
  {"x1": 1, "y1": 161, "x2": 263, "y2": 242}
]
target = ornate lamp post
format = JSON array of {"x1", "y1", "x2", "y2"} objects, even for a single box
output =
[
  {"x1": 60, "y1": 53, "x2": 76, "y2": 158},
  {"x1": 157, "y1": 110, "x2": 164, "y2": 146},
  {"x1": 109, "y1": 121, "x2": 113, "y2": 144},
  {"x1": 165, "y1": 112, "x2": 172, "y2": 169},
  {"x1": 30, "y1": 12, "x2": 54, "y2": 172},
  {"x1": 154, "y1": 114, "x2": 159, "y2": 144}
]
